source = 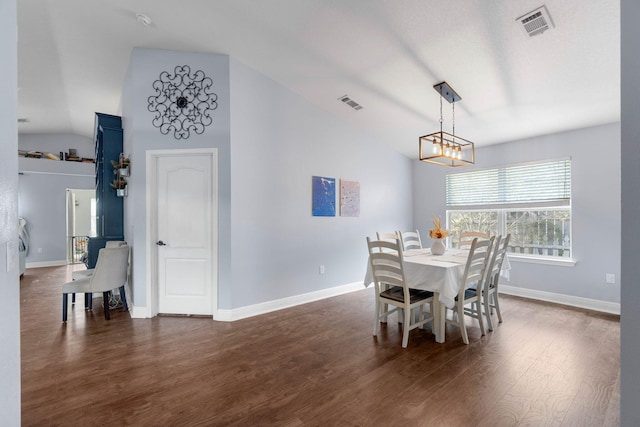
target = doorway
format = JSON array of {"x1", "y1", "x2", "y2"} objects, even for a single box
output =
[
  {"x1": 146, "y1": 148, "x2": 218, "y2": 317},
  {"x1": 66, "y1": 188, "x2": 96, "y2": 264}
]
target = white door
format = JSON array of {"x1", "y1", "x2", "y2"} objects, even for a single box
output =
[{"x1": 155, "y1": 151, "x2": 217, "y2": 315}]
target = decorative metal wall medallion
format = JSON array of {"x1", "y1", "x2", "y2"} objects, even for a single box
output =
[{"x1": 147, "y1": 65, "x2": 218, "y2": 140}]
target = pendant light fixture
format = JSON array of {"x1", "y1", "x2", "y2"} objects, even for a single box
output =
[{"x1": 419, "y1": 82, "x2": 475, "y2": 167}]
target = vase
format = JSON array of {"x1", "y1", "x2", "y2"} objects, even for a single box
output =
[{"x1": 431, "y1": 238, "x2": 445, "y2": 255}]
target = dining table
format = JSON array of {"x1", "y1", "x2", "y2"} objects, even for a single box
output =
[{"x1": 363, "y1": 247, "x2": 511, "y2": 343}]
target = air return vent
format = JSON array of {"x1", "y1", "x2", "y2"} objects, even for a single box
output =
[
  {"x1": 338, "y1": 95, "x2": 363, "y2": 111},
  {"x1": 517, "y1": 5, "x2": 554, "y2": 37}
]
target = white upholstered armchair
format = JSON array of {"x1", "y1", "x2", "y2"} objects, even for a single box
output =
[{"x1": 62, "y1": 245, "x2": 129, "y2": 322}]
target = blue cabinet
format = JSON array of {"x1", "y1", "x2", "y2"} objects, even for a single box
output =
[{"x1": 88, "y1": 113, "x2": 124, "y2": 268}]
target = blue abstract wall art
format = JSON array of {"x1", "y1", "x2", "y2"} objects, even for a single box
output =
[{"x1": 312, "y1": 176, "x2": 336, "y2": 216}]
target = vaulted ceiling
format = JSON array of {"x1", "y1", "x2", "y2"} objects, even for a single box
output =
[{"x1": 17, "y1": 0, "x2": 620, "y2": 158}]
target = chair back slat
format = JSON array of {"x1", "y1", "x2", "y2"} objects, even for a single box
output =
[
  {"x1": 367, "y1": 237, "x2": 407, "y2": 291},
  {"x1": 399, "y1": 230, "x2": 422, "y2": 251},
  {"x1": 459, "y1": 231, "x2": 490, "y2": 248},
  {"x1": 487, "y1": 234, "x2": 511, "y2": 288},
  {"x1": 460, "y1": 236, "x2": 495, "y2": 292}
]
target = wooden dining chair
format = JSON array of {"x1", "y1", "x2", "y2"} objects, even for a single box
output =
[
  {"x1": 458, "y1": 231, "x2": 490, "y2": 248},
  {"x1": 399, "y1": 230, "x2": 422, "y2": 251},
  {"x1": 445, "y1": 236, "x2": 495, "y2": 344},
  {"x1": 367, "y1": 237, "x2": 434, "y2": 348},
  {"x1": 482, "y1": 233, "x2": 511, "y2": 331}
]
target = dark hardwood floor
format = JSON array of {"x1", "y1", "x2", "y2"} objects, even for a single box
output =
[{"x1": 21, "y1": 265, "x2": 620, "y2": 426}]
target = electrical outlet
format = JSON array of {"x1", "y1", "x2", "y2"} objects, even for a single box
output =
[
  {"x1": 605, "y1": 273, "x2": 616, "y2": 284},
  {"x1": 319, "y1": 265, "x2": 325, "y2": 275},
  {"x1": 37, "y1": 247, "x2": 43, "y2": 254}
]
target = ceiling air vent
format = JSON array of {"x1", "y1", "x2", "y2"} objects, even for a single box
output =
[
  {"x1": 338, "y1": 95, "x2": 363, "y2": 111},
  {"x1": 517, "y1": 5, "x2": 554, "y2": 37}
]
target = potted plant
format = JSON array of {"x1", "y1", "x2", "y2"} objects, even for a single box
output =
[
  {"x1": 110, "y1": 177, "x2": 128, "y2": 197},
  {"x1": 111, "y1": 154, "x2": 130, "y2": 177}
]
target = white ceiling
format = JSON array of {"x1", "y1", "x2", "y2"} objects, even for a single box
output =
[{"x1": 17, "y1": 0, "x2": 620, "y2": 158}]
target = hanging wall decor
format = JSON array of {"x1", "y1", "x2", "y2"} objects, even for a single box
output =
[
  {"x1": 340, "y1": 179, "x2": 360, "y2": 217},
  {"x1": 312, "y1": 176, "x2": 336, "y2": 217},
  {"x1": 147, "y1": 65, "x2": 218, "y2": 140}
]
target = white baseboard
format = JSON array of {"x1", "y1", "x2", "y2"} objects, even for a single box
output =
[
  {"x1": 130, "y1": 306, "x2": 150, "y2": 319},
  {"x1": 129, "y1": 282, "x2": 365, "y2": 321},
  {"x1": 215, "y1": 282, "x2": 365, "y2": 322},
  {"x1": 131, "y1": 282, "x2": 619, "y2": 320},
  {"x1": 500, "y1": 285, "x2": 620, "y2": 315},
  {"x1": 26, "y1": 260, "x2": 68, "y2": 268}
]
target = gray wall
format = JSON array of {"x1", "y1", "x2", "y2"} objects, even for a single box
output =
[
  {"x1": 0, "y1": 0, "x2": 21, "y2": 423},
  {"x1": 229, "y1": 58, "x2": 413, "y2": 308},
  {"x1": 18, "y1": 157, "x2": 94, "y2": 264},
  {"x1": 621, "y1": 0, "x2": 640, "y2": 423},
  {"x1": 122, "y1": 48, "x2": 232, "y2": 309},
  {"x1": 121, "y1": 48, "x2": 414, "y2": 313},
  {"x1": 413, "y1": 123, "x2": 620, "y2": 304}
]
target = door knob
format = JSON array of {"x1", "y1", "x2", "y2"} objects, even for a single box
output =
[{"x1": 156, "y1": 240, "x2": 167, "y2": 246}]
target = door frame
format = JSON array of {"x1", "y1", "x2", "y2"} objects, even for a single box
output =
[{"x1": 145, "y1": 148, "x2": 218, "y2": 318}]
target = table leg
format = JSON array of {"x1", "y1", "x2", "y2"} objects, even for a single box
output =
[{"x1": 433, "y1": 292, "x2": 446, "y2": 343}]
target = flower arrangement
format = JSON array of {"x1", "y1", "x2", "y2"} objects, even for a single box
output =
[{"x1": 429, "y1": 215, "x2": 449, "y2": 239}]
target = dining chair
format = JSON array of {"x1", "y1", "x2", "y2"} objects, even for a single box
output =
[
  {"x1": 458, "y1": 231, "x2": 490, "y2": 248},
  {"x1": 376, "y1": 232, "x2": 400, "y2": 254},
  {"x1": 62, "y1": 245, "x2": 129, "y2": 322},
  {"x1": 367, "y1": 237, "x2": 434, "y2": 348},
  {"x1": 445, "y1": 236, "x2": 495, "y2": 344},
  {"x1": 71, "y1": 241, "x2": 129, "y2": 311},
  {"x1": 399, "y1": 230, "x2": 422, "y2": 251},
  {"x1": 482, "y1": 233, "x2": 511, "y2": 331}
]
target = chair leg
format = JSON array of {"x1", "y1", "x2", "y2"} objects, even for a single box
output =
[
  {"x1": 373, "y1": 299, "x2": 381, "y2": 336},
  {"x1": 62, "y1": 293, "x2": 68, "y2": 322},
  {"x1": 87, "y1": 292, "x2": 93, "y2": 310},
  {"x1": 484, "y1": 293, "x2": 494, "y2": 331},
  {"x1": 103, "y1": 291, "x2": 110, "y2": 320},
  {"x1": 459, "y1": 304, "x2": 469, "y2": 345},
  {"x1": 494, "y1": 292, "x2": 503, "y2": 323},
  {"x1": 476, "y1": 301, "x2": 486, "y2": 336},
  {"x1": 401, "y1": 304, "x2": 411, "y2": 348},
  {"x1": 119, "y1": 285, "x2": 128, "y2": 311}
]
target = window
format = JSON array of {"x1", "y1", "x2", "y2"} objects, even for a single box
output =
[{"x1": 445, "y1": 159, "x2": 572, "y2": 260}]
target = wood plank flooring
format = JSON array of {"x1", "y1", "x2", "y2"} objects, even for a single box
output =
[{"x1": 21, "y1": 265, "x2": 620, "y2": 426}]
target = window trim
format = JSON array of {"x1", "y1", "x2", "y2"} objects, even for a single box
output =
[{"x1": 508, "y1": 253, "x2": 576, "y2": 267}]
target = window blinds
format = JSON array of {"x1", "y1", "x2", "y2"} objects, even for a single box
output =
[{"x1": 446, "y1": 159, "x2": 571, "y2": 208}]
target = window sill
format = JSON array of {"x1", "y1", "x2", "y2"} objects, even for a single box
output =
[{"x1": 508, "y1": 254, "x2": 576, "y2": 267}]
